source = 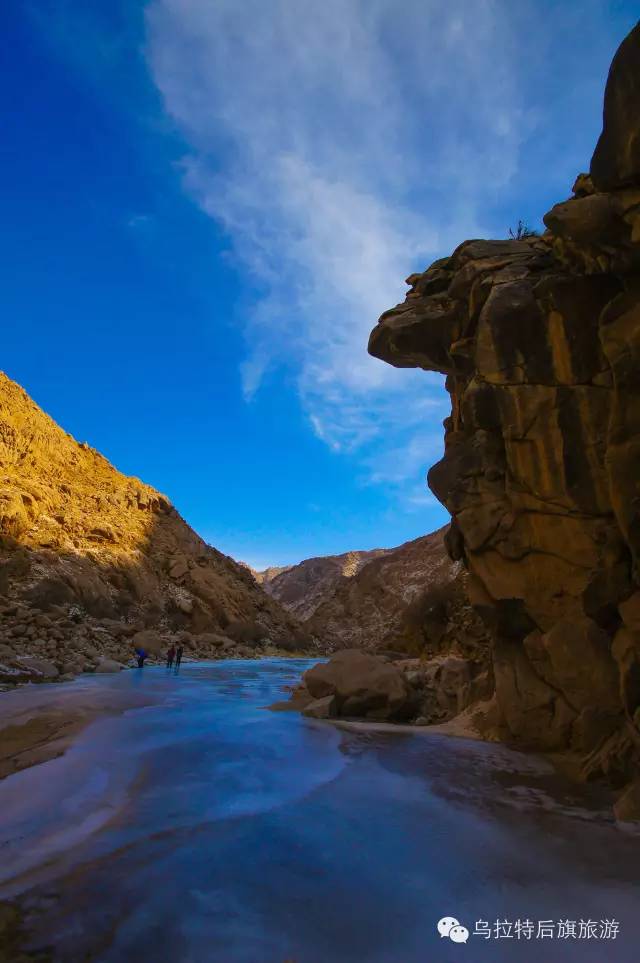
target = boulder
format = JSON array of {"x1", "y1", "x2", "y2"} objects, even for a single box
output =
[
  {"x1": 132, "y1": 629, "x2": 164, "y2": 656},
  {"x1": 100, "y1": 619, "x2": 137, "y2": 638},
  {"x1": 23, "y1": 577, "x2": 74, "y2": 610},
  {"x1": 94, "y1": 657, "x2": 124, "y2": 673},
  {"x1": 0, "y1": 662, "x2": 31, "y2": 685},
  {"x1": 14, "y1": 656, "x2": 59, "y2": 681},
  {"x1": 195, "y1": 632, "x2": 228, "y2": 649},
  {"x1": 61, "y1": 660, "x2": 84, "y2": 675},
  {"x1": 268, "y1": 684, "x2": 314, "y2": 712},
  {"x1": 303, "y1": 650, "x2": 414, "y2": 721},
  {"x1": 302, "y1": 695, "x2": 337, "y2": 719},
  {"x1": 169, "y1": 555, "x2": 190, "y2": 580}
]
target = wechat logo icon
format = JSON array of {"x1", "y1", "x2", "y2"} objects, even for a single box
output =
[{"x1": 437, "y1": 917, "x2": 469, "y2": 944}]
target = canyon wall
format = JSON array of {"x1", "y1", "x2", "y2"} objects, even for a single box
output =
[
  {"x1": 368, "y1": 24, "x2": 640, "y2": 806},
  {"x1": 0, "y1": 373, "x2": 302, "y2": 678},
  {"x1": 255, "y1": 530, "x2": 489, "y2": 664},
  {"x1": 303, "y1": 529, "x2": 489, "y2": 660},
  {"x1": 255, "y1": 547, "x2": 392, "y2": 621}
]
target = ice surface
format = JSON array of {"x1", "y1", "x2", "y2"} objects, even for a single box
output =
[{"x1": 1, "y1": 659, "x2": 639, "y2": 962}]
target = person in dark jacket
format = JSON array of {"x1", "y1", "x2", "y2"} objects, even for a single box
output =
[
  {"x1": 166, "y1": 644, "x2": 176, "y2": 669},
  {"x1": 135, "y1": 648, "x2": 147, "y2": 668},
  {"x1": 175, "y1": 644, "x2": 184, "y2": 670}
]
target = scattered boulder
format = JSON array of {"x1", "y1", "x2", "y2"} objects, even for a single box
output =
[
  {"x1": 23, "y1": 577, "x2": 74, "y2": 610},
  {"x1": 195, "y1": 632, "x2": 230, "y2": 648},
  {"x1": 169, "y1": 555, "x2": 190, "y2": 580},
  {"x1": 94, "y1": 657, "x2": 124, "y2": 673},
  {"x1": 268, "y1": 684, "x2": 314, "y2": 712},
  {"x1": 302, "y1": 695, "x2": 337, "y2": 719},
  {"x1": 400, "y1": 655, "x2": 493, "y2": 725},
  {"x1": 14, "y1": 656, "x2": 59, "y2": 681},
  {"x1": 0, "y1": 662, "x2": 32, "y2": 685},
  {"x1": 132, "y1": 629, "x2": 164, "y2": 656}
]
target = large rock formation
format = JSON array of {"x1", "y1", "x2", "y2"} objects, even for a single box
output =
[
  {"x1": 0, "y1": 373, "x2": 302, "y2": 679},
  {"x1": 282, "y1": 645, "x2": 493, "y2": 727},
  {"x1": 368, "y1": 23, "x2": 640, "y2": 803},
  {"x1": 302, "y1": 649, "x2": 415, "y2": 722}
]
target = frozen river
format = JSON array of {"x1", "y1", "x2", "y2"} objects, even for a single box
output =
[{"x1": 0, "y1": 659, "x2": 638, "y2": 962}]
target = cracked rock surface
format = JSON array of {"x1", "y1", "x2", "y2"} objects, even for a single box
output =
[{"x1": 369, "y1": 23, "x2": 640, "y2": 812}]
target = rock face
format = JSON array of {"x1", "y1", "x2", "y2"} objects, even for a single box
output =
[
  {"x1": 0, "y1": 373, "x2": 302, "y2": 678},
  {"x1": 255, "y1": 528, "x2": 490, "y2": 664},
  {"x1": 368, "y1": 23, "x2": 640, "y2": 802},
  {"x1": 304, "y1": 528, "x2": 489, "y2": 658},
  {"x1": 255, "y1": 547, "x2": 391, "y2": 621}
]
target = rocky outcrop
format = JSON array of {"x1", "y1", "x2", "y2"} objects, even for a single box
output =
[
  {"x1": 254, "y1": 547, "x2": 391, "y2": 620},
  {"x1": 295, "y1": 649, "x2": 416, "y2": 721},
  {"x1": 305, "y1": 528, "x2": 489, "y2": 659},
  {"x1": 250, "y1": 564, "x2": 293, "y2": 586},
  {"x1": 0, "y1": 373, "x2": 303, "y2": 680},
  {"x1": 282, "y1": 648, "x2": 492, "y2": 726},
  {"x1": 368, "y1": 23, "x2": 640, "y2": 810},
  {"x1": 255, "y1": 528, "x2": 490, "y2": 664}
]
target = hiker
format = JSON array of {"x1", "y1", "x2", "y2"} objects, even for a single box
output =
[
  {"x1": 166, "y1": 644, "x2": 176, "y2": 669},
  {"x1": 175, "y1": 644, "x2": 184, "y2": 670},
  {"x1": 135, "y1": 647, "x2": 147, "y2": 669}
]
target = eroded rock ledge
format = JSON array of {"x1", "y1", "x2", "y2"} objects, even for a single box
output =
[{"x1": 368, "y1": 23, "x2": 640, "y2": 814}]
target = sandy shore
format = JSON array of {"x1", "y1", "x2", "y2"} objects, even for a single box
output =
[{"x1": 0, "y1": 680, "x2": 156, "y2": 781}]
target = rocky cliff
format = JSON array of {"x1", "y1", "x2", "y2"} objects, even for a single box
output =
[
  {"x1": 368, "y1": 23, "x2": 640, "y2": 813},
  {"x1": 252, "y1": 564, "x2": 293, "y2": 587},
  {"x1": 304, "y1": 529, "x2": 489, "y2": 658},
  {"x1": 0, "y1": 372, "x2": 302, "y2": 680},
  {"x1": 255, "y1": 529, "x2": 490, "y2": 665},
  {"x1": 255, "y1": 547, "x2": 391, "y2": 620}
]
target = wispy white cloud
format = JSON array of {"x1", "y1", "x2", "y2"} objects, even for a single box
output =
[
  {"x1": 126, "y1": 213, "x2": 151, "y2": 229},
  {"x1": 143, "y1": 0, "x2": 627, "y2": 507}
]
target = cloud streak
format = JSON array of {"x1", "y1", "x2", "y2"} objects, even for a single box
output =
[{"x1": 143, "y1": 0, "x2": 628, "y2": 505}]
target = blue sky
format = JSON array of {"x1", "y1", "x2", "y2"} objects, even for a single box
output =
[{"x1": 3, "y1": 2, "x2": 637, "y2": 569}]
